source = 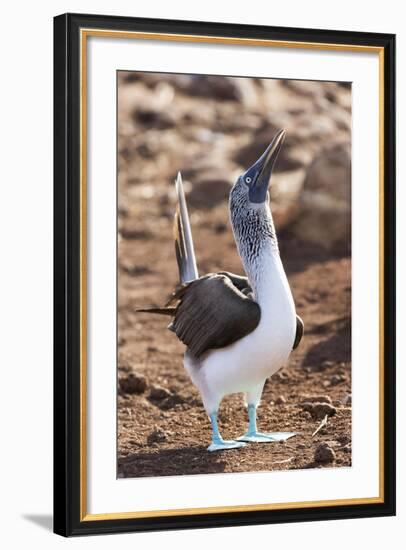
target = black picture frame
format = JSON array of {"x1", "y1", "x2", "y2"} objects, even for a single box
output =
[{"x1": 54, "y1": 12, "x2": 396, "y2": 537}]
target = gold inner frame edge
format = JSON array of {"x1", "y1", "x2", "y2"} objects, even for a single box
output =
[{"x1": 79, "y1": 28, "x2": 385, "y2": 522}]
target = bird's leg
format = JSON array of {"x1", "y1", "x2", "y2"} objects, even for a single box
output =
[
  {"x1": 237, "y1": 404, "x2": 296, "y2": 443},
  {"x1": 248, "y1": 403, "x2": 259, "y2": 434},
  {"x1": 207, "y1": 412, "x2": 246, "y2": 452}
]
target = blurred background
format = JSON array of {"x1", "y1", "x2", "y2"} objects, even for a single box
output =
[{"x1": 117, "y1": 72, "x2": 352, "y2": 478}]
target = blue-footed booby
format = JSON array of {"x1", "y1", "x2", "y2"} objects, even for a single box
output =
[{"x1": 138, "y1": 129, "x2": 304, "y2": 451}]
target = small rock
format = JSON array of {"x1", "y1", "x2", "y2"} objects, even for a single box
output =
[
  {"x1": 308, "y1": 361, "x2": 333, "y2": 373},
  {"x1": 159, "y1": 394, "x2": 187, "y2": 411},
  {"x1": 214, "y1": 222, "x2": 227, "y2": 234},
  {"x1": 330, "y1": 374, "x2": 346, "y2": 386},
  {"x1": 308, "y1": 322, "x2": 330, "y2": 335},
  {"x1": 119, "y1": 373, "x2": 147, "y2": 395},
  {"x1": 133, "y1": 106, "x2": 176, "y2": 130},
  {"x1": 341, "y1": 444, "x2": 352, "y2": 454},
  {"x1": 312, "y1": 403, "x2": 336, "y2": 419},
  {"x1": 149, "y1": 385, "x2": 172, "y2": 401},
  {"x1": 314, "y1": 442, "x2": 336, "y2": 464},
  {"x1": 275, "y1": 396, "x2": 286, "y2": 405},
  {"x1": 337, "y1": 434, "x2": 351, "y2": 446},
  {"x1": 301, "y1": 402, "x2": 336, "y2": 420},
  {"x1": 147, "y1": 427, "x2": 168, "y2": 445},
  {"x1": 272, "y1": 370, "x2": 290, "y2": 382},
  {"x1": 184, "y1": 75, "x2": 243, "y2": 101},
  {"x1": 343, "y1": 394, "x2": 352, "y2": 406},
  {"x1": 120, "y1": 260, "x2": 151, "y2": 276},
  {"x1": 119, "y1": 223, "x2": 152, "y2": 240},
  {"x1": 118, "y1": 357, "x2": 132, "y2": 372}
]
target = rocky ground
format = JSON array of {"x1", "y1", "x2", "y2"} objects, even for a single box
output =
[{"x1": 117, "y1": 72, "x2": 351, "y2": 478}]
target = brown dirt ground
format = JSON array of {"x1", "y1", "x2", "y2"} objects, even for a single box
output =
[{"x1": 117, "y1": 198, "x2": 351, "y2": 478}]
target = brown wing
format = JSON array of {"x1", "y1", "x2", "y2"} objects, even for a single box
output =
[
  {"x1": 293, "y1": 315, "x2": 304, "y2": 350},
  {"x1": 169, "y1": 273, "x2": 261, "y2": 358},
  {"x1": 217, "y1": 271, "x2": 253, "y2": 297}
]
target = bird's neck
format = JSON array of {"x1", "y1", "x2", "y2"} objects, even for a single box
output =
[
  {"x1": 233, "y1": 207, "x2": 293, "y2": 309},
  {"x1": 244, "y1": 247, "x2": 287, "y2": 303}
]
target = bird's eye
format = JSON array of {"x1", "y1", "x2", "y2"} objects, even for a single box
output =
[{"x1": 245, "y1": 177, "x2": 252, "y2": 184}]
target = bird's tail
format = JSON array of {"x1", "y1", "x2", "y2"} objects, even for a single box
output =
[{"x1": 173, "y1": 172, "x2": 199, "y2": 284}]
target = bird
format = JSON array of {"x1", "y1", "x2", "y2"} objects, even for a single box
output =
[{"x1": 137, "y1": 128, "x2": 304, "y2": 452}]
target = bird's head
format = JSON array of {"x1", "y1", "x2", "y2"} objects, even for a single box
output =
[
  {"x1": 230, "y1": 128, "x2": 286, "y2": 209},
  {"x1": 229, "y1": 129, "x2": 286, "y2": 260}
]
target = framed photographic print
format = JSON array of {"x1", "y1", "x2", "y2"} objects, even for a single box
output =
[{"x1": 53, "y1": 13, "x2": 396, "y2": 536}]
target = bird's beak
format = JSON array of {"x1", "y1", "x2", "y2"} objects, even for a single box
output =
[{"x1": 247, "y1": 129, "x2": 286, "y2": 203}]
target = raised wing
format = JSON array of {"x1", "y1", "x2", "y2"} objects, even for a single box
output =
[
  {"x1": 168, "y1": 273, "x2": 261, "y2": 358},
  {"x1": 173, "y1": 172, "x2": 198, "y2": 284}
]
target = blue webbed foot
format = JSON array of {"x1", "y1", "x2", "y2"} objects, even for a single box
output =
[
  {"x1": 207, "y1": 412, "x2": 246, "y2": 452},
  {"x1": 238, "y1": 405, "x2": 296, "y2": 443},
  {"x1": 208, "y1": 439, "x2": 247, "y2": 452},
  {"x1": 237, "y1": 431, "x2": 296, "y2": 443}
]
